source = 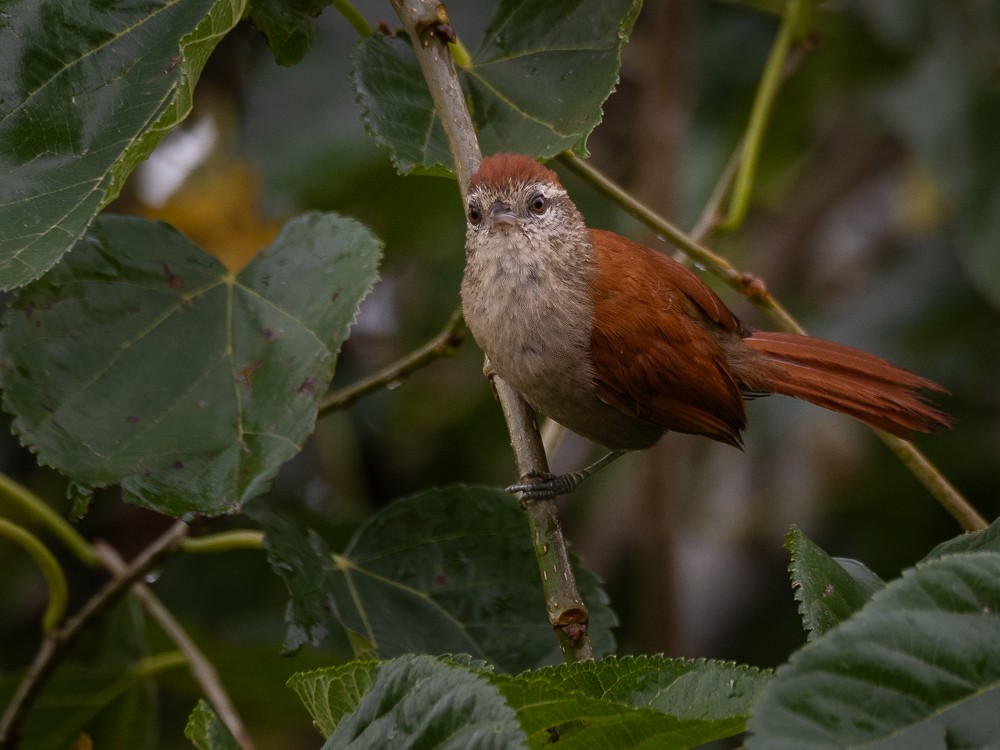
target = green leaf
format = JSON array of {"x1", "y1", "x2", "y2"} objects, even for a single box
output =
[
  {"x1": 466, "y1": 0, "x2": 642, "y2": 157},
  {"x1": 923, "y1": 515, "x2": 1000, "y2": 561},
  {"x1": 523, "y1": 655, "x2": 771, "y2": 720},
  {"x1": 0, "y1": 213, "x2": 381, "y2": 517},
  {"x1": 288, "y1": 661, "x2": 379, "y2": 737},
  {"x1": 352, "y1": 36, "x2": 455, "y2": 177},
  {"x1": 314, "y1": 655, "x2": 528, "y2": 749},
  {"x1": 244, "y1": 497, "x2": 345, "y2": 655},
  {"x1": 495, "y1": 655, "x2": 771, "y2": 749},
  {"x1": 185, "y1": 700, "x2": 242, "y2": 750},
  {"x1": 513, "y1": 656, "x2": 768, "y2": 747},
  {"x1": 0, "y1": 0, "x2": 244, "y2": 290},
  {"x1": 292, "y1": 655, "x2": 769, "y2": 749},
  {"x1": 289, "y1": 656, "x2": 493, "y2": 737},
  {"x1": 785, "y1": 526, "x2": 885, "y2": 640},
  {"x1": 248, "y1": 0, "x2": 330, "y2": 66},
  {"x1": 329, "y1": 485, "x2": 616, "y2": 672},
  {"x1": 353, "y1": 0, "x2": 641, "y2": 175},
  {"x1": 747, "y1": 551, "x2": 1000, "y2": 749}
]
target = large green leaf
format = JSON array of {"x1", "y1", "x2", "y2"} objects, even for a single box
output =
[
  {"x1": 747, "y1": 551, "x2": 1000, "y2": 749},
  {"x1": 316, "y1": 655, "x2": 528, "y2": 749},
  {"x1": 496, "y1": 655, "x2": 770, "y2": 749},
  {"x1": 328, "y1": 485, "x2": 616, "y2": 673},
  {"x1": 0, "y1": 0, "x2": 244, "y2": 290},
  {"x1": 353, "y1": 0, "x2": 641, "y2": 175},
  {"x1": 785, "y1": 526, "x2": 885, "y2": 640},
  {"x1": 0, "y1": 213, "x2": 381, "y2": 516},
  {"x1": 467, "y1": 0, "x2": 642, "y2": 156},
  {"x1": 521, "y1": 655, "x2": 770, "y2": 721},
  {"x1": 291, "y1": 655, "x2": 769, "y2": 749}
]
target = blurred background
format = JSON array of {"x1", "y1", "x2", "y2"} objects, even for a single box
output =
[{"x1": 2, "y1": 0, "x2": 998, "y2": 746}]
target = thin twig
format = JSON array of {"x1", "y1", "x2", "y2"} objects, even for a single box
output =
[
  {"x1": 318, "y1": 307, "x2": 465, "y2": 416},
  {"x1": 0, "y1": 521, "x2": 189, "y2": 749},
  {"x1": 720, "y1": 0, "x2": 806, "y2": 230},
  {"x1": 95, "y1": 543, "x2": 256, "y2": 750},
  {"x1": 389, "y1": 0, "x2": 594, "y2": 659},
  {"x1": 331, "y1": 0, "x2": 373, "y2": 37},
  {"x1": 878, "y1": 433, "x2": 986, "y2": 531}
]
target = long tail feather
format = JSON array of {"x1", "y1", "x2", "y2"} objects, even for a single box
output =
[{"x1": 743, "y1": 331, "x2": 952, "y2": 439}]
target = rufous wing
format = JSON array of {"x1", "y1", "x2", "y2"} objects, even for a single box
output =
[{"x1": 587, "y1": 229, "x2": 749, "y2": 447}]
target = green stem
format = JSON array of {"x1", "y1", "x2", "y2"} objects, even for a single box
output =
[
  {"x1": 0, "y1": 518, "x2": 68, "y2": 633},
  {"x1": 449, "y1": 37, "x2": 473, "y2": 70},
  {"x1": 133, "y1": 650, "x2": 188, "y2": 678},
  {"x1": 878, "y1": 433, "x2": 986, "y2": 532},
  {"x1": 719, "y1": 0, "x2": 805, "y2": 231},
  {"x1": 180, "y1": 530, "x2": 265, "y2": 554},
  {"x1": 331, "y1": 0, "x2": 373, "y2": 37},
  {"x1": 0, "y1": 473, "x2": 98, "y2": 567}
]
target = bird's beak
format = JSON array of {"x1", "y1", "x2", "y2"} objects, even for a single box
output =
[{"x1": 488, "y1": 201, "x2": 518, "y2": 228}]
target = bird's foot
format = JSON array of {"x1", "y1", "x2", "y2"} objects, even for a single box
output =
[
  {"x1": 506, "y1": 470, "x2": 586, "y2": 502},
  {"x1": 505, "y1": 451, "x2": 627, "y2": 503}
]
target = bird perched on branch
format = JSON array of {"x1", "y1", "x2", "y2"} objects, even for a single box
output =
[{"x1": 460, "y1": 153, "x2": 951, "y2": 498}]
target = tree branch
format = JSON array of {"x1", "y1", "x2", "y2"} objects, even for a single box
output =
[
  {"x1": 95, "y1": 542, "x2": 255, "y2": 750},
  {"x1": 389, "y1": 0, "x2": 594, "y2": 659},
  {"x1": 0, "y1": 521, "x2": 189, "y2": 749},
  {"x1": 319, "y1": 307, "x2": 465, "y2": 416}
]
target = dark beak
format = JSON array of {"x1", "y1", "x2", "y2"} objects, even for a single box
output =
[{"x1": 488, "y1": 201, "x2": 517, "y2": 227}]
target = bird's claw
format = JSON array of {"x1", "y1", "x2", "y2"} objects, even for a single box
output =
[{"x1": 506, "y1": 470, "x2": 582, "y2": 501}]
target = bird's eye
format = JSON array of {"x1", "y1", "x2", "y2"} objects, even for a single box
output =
[
  {"x1": 468, "y1": 203, "x2": 482, "y2": 225},
  {"x1": 529, "y1": 194, "x2": 547, "y2": 214}
]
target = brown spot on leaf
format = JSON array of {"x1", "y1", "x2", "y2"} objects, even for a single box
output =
[
  {"x1": 160, "y1": 260, "x2": 182, "y2": 290},
  {"x1": 296, "y1": 377, "x2": 317, "y2": 395},
  {"x1": 239, "y1": 359, "x2": 263, "y2": 393},
  {"x1": 126, "y1": 415, "x2": 141, "y2": 424}
]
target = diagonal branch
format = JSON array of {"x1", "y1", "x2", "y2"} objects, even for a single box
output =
[
  {"x1": 95, "y1": 542, "x2": 255, "y2": 750},
  {"x1": 318, "y1": 307, "x2": 465, "y2": 416},
  {"x1": 0, "y1": 521, "x2": 189, "y2": 749}
]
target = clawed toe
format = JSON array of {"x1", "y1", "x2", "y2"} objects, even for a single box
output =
[{"x1": 505, "y1": 470, "x2": 579, "y2": 500}]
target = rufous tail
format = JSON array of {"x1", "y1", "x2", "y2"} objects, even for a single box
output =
[{"x1": 743, "y1": 331, "x2": 952, "y2": 439}]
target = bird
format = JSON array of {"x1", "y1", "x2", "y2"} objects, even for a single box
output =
[{"x1": 459, "y1": 153, "x2": 951, "y2": 498}]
